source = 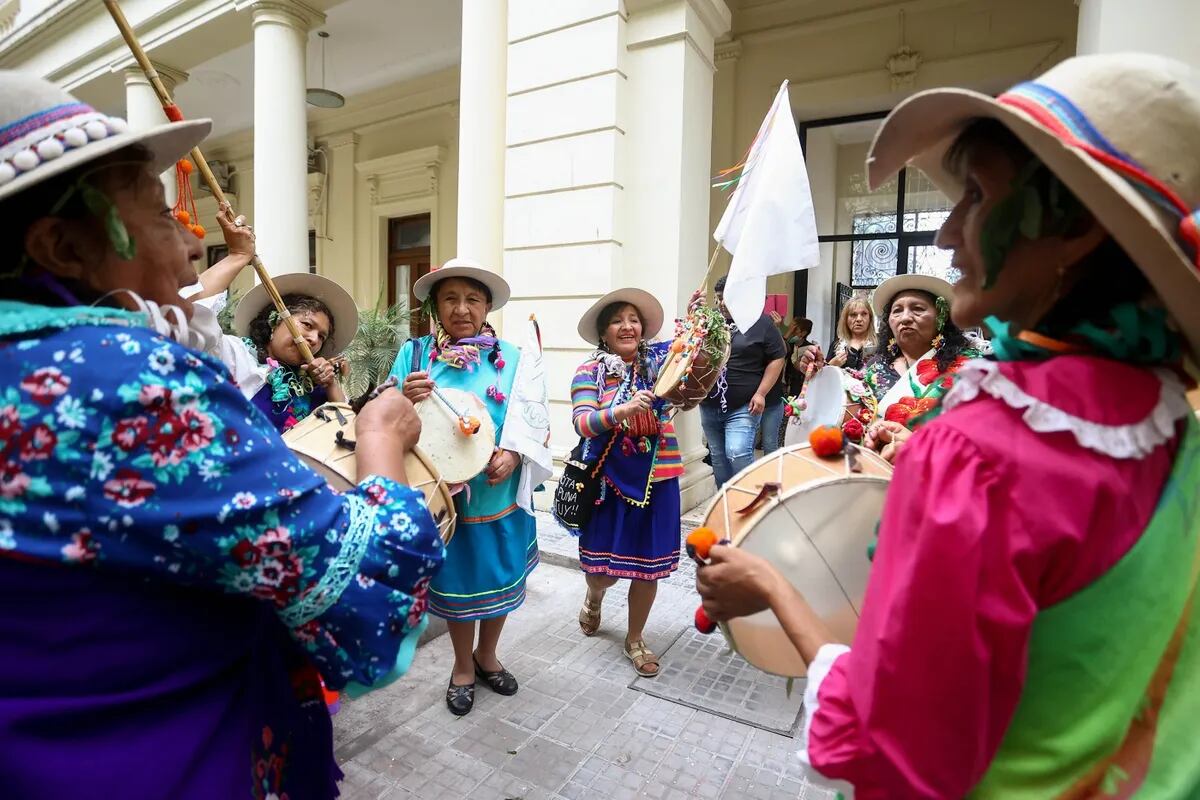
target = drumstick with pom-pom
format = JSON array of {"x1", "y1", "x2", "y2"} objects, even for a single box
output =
[{"x1": 687, "y1": 527, "x2": 727, "y2": 634}]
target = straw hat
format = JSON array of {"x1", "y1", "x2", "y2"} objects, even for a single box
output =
[
  {"x1": 0, "y1": 70, "x2": 209, "y2": 203},
  {"x1": 412, "y1": 257, "x2": 512, "y2": 310},
  {"x1": 233, "y1": 273, "x2": 359, "y2": 357},
  {"x1": 577, "y1": 288, "x2": 665, "y2": 346},
  {"x1": 866, "y1": 53, "x2": 1200, "y2": 356},
  {"x1": 870, "y1": 274, "x2": 955, "y2": 319}
]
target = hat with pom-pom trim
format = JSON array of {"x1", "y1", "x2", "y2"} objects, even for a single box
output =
[{"x1": 0, "y1": 69, "x2": 209, "y2": 201}]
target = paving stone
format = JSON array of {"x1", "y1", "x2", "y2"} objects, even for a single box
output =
[
  {"x1": 449, "y1": 716, "x2": 533, "y2": 769},
  {"x1": 484, "y1": 685, "x2": 569, "y2": 734},
  {"x1": 631, "y1": 627, "x2": 805, "y2": 735},
  {"x1": 537, "y1": 702, "x2": 623, "y2": 752},
  {"x1": 559, "y1": 754, "x2": 648, "y2": 800},
  {"x1": 393, "y1": 746, "x2": 492, "y2": 799},
  {"x1": 505, "y1": 735, "x2": 587, "y2": 793},
  {"x1": 594, "y1": 725, "x2": 674, "y2": 777},
  {"x1": 473, "y1": 769, "x2": 565, "y2": 800}
]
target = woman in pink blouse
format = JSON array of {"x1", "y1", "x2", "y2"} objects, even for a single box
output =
[{"x1": 697, "y1": 54, "x2": 1200, "y2": 798}]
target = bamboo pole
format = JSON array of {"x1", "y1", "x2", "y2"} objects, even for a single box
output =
[{"x1": 102, "y1": 0, "x2": 316, "y2": 364}]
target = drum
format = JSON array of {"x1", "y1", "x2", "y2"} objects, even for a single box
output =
[
  {"x1": 413, "y1": 387, "x2": 496, "y2": 484},
  {"x1": 701, "y1": 443, "x2": 892, "y2": 677},
  {"x1": 655, "y1": 342, "x2": 730, "y2": 410},
  {"x1": 283, "y1": 403, "x2": 456, "y2": 544}
]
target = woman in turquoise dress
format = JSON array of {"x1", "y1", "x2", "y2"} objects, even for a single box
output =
[{"x1": 389, "y1": 258, "x2": 545, "y2": 717}]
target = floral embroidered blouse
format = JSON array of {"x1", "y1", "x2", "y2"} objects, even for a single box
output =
[{"x1": 0, "y1": 301, "x2": 444, "y2": 798}]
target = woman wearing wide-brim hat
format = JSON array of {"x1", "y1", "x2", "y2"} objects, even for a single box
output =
[
  {"x1": 233, "y1": 271, "x2": 359, "y2": 433},
  {"x1": 388, "y1": 257, "x2": 551, "y2": 716},
  {"x1": 564, "y1": 287, "x2": 685, "y2": 678},
  {"x1": 697, "y1": 53, "x2": 1200, "y2": 797},
  {"x1": 861, "y1": 273, "x2": 984, "y2": 426},
  {"x1": 0, "y1": 71, "x2": 443, "y2": 798}
]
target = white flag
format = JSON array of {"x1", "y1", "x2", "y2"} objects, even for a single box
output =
[
  {"x1": 714, "y1": 80, "x2": 819, "y2": 333},
  {"x1": 499, "y1": 316, "x2": 553, "y2": 514}
]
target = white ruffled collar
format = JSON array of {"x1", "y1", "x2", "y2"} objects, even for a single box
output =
[{"x1": 942, "y1": 359, "x2": 1191, "y2": 460}]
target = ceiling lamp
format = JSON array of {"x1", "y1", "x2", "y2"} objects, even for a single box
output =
[{"x1": 306, "y1": 31, "x2": 345, "y2": 109}]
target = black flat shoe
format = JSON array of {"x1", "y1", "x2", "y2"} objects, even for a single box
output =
[
  {"x1": 445, "y1": 680, "x2": 475, "y2": 716},
  {"x1": 473, "y1": 657, "x2": 518, "y2": 696}
]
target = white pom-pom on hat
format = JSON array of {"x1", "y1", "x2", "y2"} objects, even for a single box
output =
[
  {"x1": 36, "y1": 137, "x2": 64, "y2": 161},
  {"x1": 12, "y1": 149, "x2": 39, "y2": 172},
  {"x1": 105, "y1": 117, "x2": 128, "y2": 134},
  {"x1": 63, "y1": 127, "x2": 89, "y2": 148},
  {"x1": 0, "y1": 162, "x2": 16, "y2": 185},
  {"x1": 84, "y1": 120, "x2": 107, "y2": 141}
]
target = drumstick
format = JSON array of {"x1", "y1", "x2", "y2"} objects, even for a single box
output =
[{"x1": 431, "y1": 385, "x2": 467, "y2": 421}]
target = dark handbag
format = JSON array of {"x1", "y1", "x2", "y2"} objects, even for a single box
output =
[{"x1": 553, "y1": 435, "x2": 615, "y2": 531}]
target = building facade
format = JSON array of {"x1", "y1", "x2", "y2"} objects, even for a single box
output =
[{"x1": 2, "y1": 0, "x2": 1193, "y2": 510}]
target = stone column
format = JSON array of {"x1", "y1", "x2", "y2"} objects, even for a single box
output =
[
  {"x1": 456, "y1": 0, "x2": 507, "y2": 275},
  {"x1": 1077, "y1": 0, "x2": 1200, "y2": 68},
  {"x1": 251, "y1": 0, "x2": 324, "y2": 276},
  {"x1": 123, "y1": 63, "x2": 188, "y2": 205},
  {"x1": 623, "y1": 0, "x2": 732, "y2": 511}
]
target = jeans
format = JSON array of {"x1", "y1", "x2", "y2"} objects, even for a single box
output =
[
  {"x1": 700, "y1": 402, "x2": 760, "y2": 488},
  {"x1": 760, "y1": 398, "x2": 784, "y2": 456}
]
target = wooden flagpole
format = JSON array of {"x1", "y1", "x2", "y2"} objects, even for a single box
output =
[{"x1": 102, "y1": 0, "x2": 316, "y2": 364}]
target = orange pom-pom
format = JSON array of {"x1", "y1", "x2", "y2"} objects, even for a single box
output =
[
  {"x1": 177, "y1": 159, "x2": 194, "y2": 175},
  {"x1": 670, "y1": 338, "x2": 685, "y2": 354},
  {"x1": 809, "y1": 425, "x2": 843, "y2": 457},
  {"x1": 686, "y1": 527, "x2": 718, "y2": 561},
  {"x1": 174, "y1": 209, "x2": 190, "y2": 225},
  {"x1": 190, "y1": 224, "x2": 206, "y2": 239},
  {"x1": 458, "y1": 416, "x2": 481, "y2": 436}
]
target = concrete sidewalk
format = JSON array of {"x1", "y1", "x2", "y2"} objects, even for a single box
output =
[{"x1": 332, "y1": 513, "x2": 836, "y2": 800}]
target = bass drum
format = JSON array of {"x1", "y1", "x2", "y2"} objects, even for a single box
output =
[
  {"x1": 701, "y1": 443, "x2": 892, "y2": 677},
  {"x1": 283, "y1": 403, "x2": 456, "y2": 544}
]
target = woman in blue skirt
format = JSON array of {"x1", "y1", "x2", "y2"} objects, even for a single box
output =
[
  {"x1": 390, "y1": 258, "x2": 548, "y2": 716},
  {"x1": 569, "y1": 289, "x2": 689, "y2": 677}
]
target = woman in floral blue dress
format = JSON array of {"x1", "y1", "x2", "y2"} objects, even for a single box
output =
[{"x1": 0, "y1": 72, "x2": 443, "y2": 799}]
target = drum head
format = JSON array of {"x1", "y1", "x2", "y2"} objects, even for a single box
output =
[
  {"x1": 415, "y1": 387, "x2": 496, "y2": 484},
  {"x1": 783, "y1": 366, "x2": 844, "y2": 445},
  {"x1": 703, "y1": 444, "x2": 892, "y2": 678}
]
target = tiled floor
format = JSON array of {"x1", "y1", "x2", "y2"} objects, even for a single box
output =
[{"x1": 333, "y1": 520, "x2": 836, "y2": 800}]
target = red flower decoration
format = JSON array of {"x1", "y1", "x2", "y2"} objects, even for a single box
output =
[
  {"x1": 914, "y1": 359, "x2": 941, "y2": 386},
  {"x1": 0, "y1": 458, "x2": 31, "y2": 499},
  {"x1": 103, "y1": 468, "x2": 156, "y2": 508},
  {"x1": 20, "y1": 367, "x2": 69, "y2": 405},
  {"x1": 18, "y1": 424, "x2": 56, "y2": 461},
  {"x1": 883, "y1": 396, "x2": 939, "y2": 427},
  {"x1": 112, "y1": 416, "x2": 150, "y2": 451},
  {"x1": 0, "y1": 406, "x2": 21, "y2": 440},
  {"x1": 842, "y1": 418, "x2": 864, "y2": 441}
]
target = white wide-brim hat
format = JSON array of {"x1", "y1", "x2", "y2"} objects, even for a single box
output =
[
  {"x1": 866, "y1": 52, "x2": 1200, "y2": 357},
  {"x1": 0, "y1": 70, "x2": 210, "y2": 204},
  {"x1": 577, "y1": 288, "x2": 665, "y2": 346},
  {"x1": 870, "y1": 274, "x2": 955, "y2": 320},
  {"x1": 412, "y1": 257, "x2": 512, "y2": 310},
  {"x1": 233, "y1": 273, "x2": 359, "y2": 357}
]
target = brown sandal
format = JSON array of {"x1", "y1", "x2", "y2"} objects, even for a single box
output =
[
  {"x1": 624, "y1": 638, "x2": 660, "y2": 677},
  {"x1": 578, "y1": 592, "x2": 602, "y2": 637}
]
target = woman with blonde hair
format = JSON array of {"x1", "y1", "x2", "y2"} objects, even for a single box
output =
[{"x1": 827, "y1": 296, "x2": 877, "y2": 371}]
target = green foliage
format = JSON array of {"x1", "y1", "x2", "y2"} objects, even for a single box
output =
[
  {"x1": 692, "y1": 304, "x2": 732, "y2": 363},
  {"x1": 341, "y1": 296, "x2": 413, "y2": 399},
  {"x1": 218, "y1": 289, "x2": 241, "y2": 336}
]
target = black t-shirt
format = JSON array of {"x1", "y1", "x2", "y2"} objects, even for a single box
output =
[{"x1": 706, "y1": 314, "x2": 787, "y2": 410}]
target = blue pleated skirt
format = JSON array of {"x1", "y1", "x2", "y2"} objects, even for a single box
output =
[{"x1": 578, "y1": 477, "x2": 681, "y2": 581}]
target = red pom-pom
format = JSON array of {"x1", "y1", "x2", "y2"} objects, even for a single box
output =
[
  {"x1": 842, "y1": 418, "x2": 864, "y2": 441},
  {"x1": 694, "y1": 606, "x2": 716, "y2": 634}
]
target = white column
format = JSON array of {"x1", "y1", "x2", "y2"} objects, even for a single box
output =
[
  {"x1": 624, "y1": 0, "x2": 732, "y2": 511},
  {"x1": 456, "y1": 0, "x2": 507, "y2": 273},
  {"x1": 123, "y1": 64, "x2": 188, "y2": 205},
  {"x1": 251, "y1": 0, "x2": 324, "y2": 276},
  {"x1": 1077, "y1": 0, "x2": 1200, "y2": 69}
]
